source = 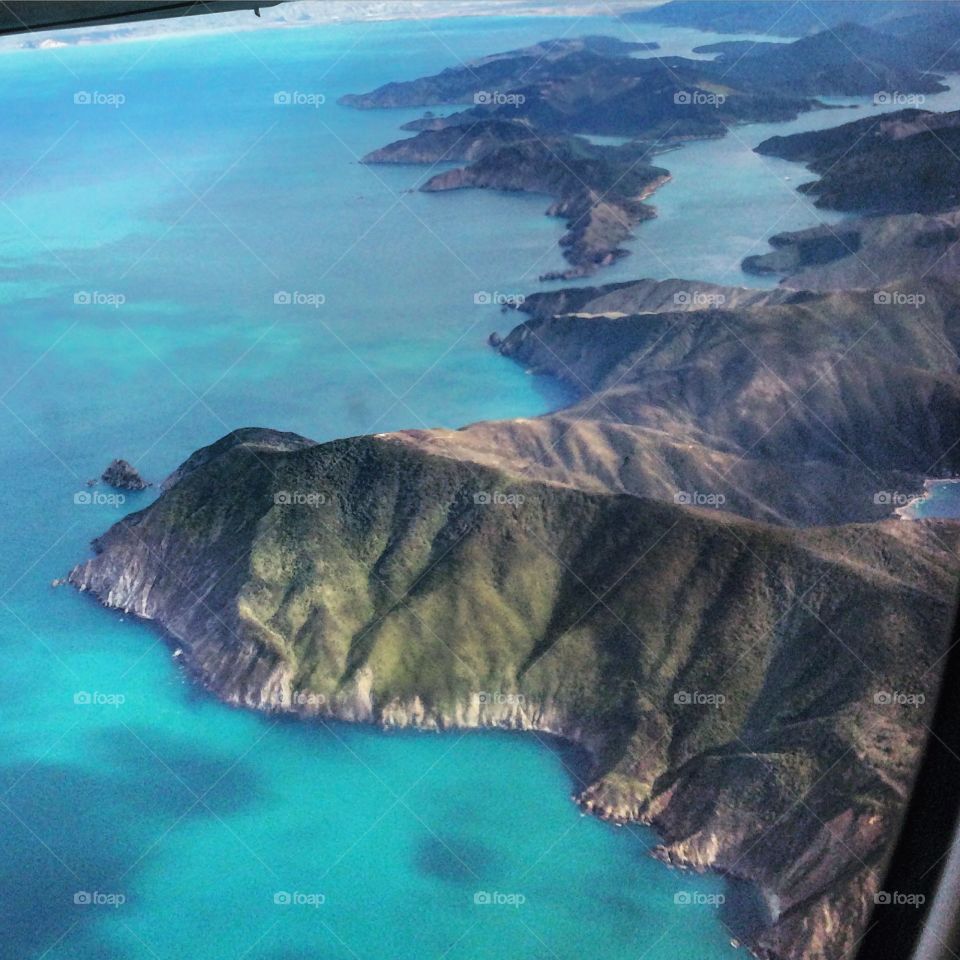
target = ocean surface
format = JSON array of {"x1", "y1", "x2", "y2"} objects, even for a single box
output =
[
  {"x1": 900, "y1": 481, "x2": 960, "y2": 519},
  {"x1": 0, "y1": 13, "x2": 956, "y2": 960}
]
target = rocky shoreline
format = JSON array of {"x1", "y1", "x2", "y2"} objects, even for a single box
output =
[{"x1": 420, "y1": 152, "x2": 672, "y2": 280}]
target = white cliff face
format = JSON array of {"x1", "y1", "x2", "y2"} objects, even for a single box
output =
[{"x1": 70, "y1": 552, "x2": 582, "y2": 738}]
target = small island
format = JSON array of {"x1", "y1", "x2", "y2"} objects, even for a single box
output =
[{"x1": 100, "y1": 458, "x2": 150, "y2": 491}]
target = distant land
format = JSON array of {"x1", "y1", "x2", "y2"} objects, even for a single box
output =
[
  {"x1": 0, "y1": 0, "x2": 655, "y2": 51},
  {"x1": 342, "y1": 24, "x2": 945, "y2": 277},
  {"x1": 744, "y1": 109, "x2": 960, "y2": 287},
  {"x1": 756, "y1": 108, "x2": 960, "y2": 213},
  {"x1": 626, "y1": 0, "x2": 960, "y2": 42}
]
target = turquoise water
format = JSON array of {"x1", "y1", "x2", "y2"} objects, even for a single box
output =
[
  {"x1": 0, "y1": 13, "x2": 951, "y2": 960},
  {"x1": 901, "y1": 481, "x2": 960, "y2": 519}
]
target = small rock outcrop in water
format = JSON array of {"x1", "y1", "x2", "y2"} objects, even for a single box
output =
[{"x1": 100, "y1": 459, "x2": 150, "y2": 491}]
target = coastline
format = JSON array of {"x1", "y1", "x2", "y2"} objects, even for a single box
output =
[
  {"x1": 71, "y1": 542, "x2": 773, "y2": 953},
  {"x1": 896, "y1": 478, "x2": 960, "y2": 519},
  {"x1": 66, "y1": 420, "x2": 960, "y2": 960}
]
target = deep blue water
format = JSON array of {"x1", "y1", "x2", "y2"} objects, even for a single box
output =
[{"x1": 1, "y1": 13, "x2": 955, "y2": 960}]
